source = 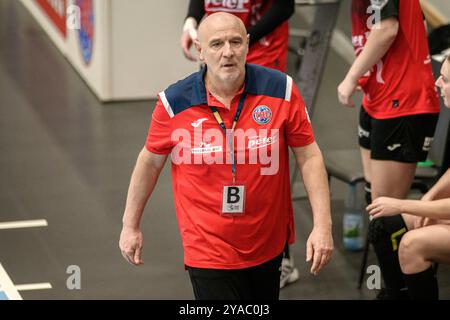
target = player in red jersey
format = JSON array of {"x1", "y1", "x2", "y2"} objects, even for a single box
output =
[
  {"x1": 181, "y1": 0, "x2": 300, "y2": 288},
  {"x1": 121, "y1": 13, "x2": 333, "y2": 300},
  {"x1": 338, "y1": 0, "x2": 440, "y2": 299}
]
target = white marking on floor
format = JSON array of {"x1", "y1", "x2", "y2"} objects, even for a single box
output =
[
  {"x1": 0, "y1": 263, "x2": 23, "y2": 300},
  {"x1": 0, "y1": 219, "x2": 48, "y2": 230},
  {"x1": 15, "y1": 283, "x2": 53, "y2": 291}
]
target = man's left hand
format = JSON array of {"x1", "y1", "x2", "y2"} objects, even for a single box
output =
[{"x1": 306, "y1": 227, "x2": 334, "y2": 275}]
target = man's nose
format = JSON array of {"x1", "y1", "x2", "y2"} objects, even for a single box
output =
[{"x1": 222, "y1": 42, "x2": 234, "y2": 57}]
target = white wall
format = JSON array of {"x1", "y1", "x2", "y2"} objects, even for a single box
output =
[
  {"x1": 110, "y1": 0, "x2": 198, "y2": 100},
  {"x1": 20, "y1": 0, "x2": 199, "y2": 101},
  {"x1": 426, "y1": 0, "x2": 450, "y2": 24}
]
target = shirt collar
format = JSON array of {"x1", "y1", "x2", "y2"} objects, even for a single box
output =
[
  {"x1": 192, "y1": 64, "x2": 251, "y2": 108},
  {"x1": 206, "y1": 82, "x2": 245, "y2": 109}
]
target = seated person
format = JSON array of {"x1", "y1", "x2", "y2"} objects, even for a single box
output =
[{"x1": 364, "y1": 56, "x2": 450, "y2": 300}]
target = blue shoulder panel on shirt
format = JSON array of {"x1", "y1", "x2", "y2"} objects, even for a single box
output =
[
  {"x1": 163, "y1": 69, "x2": 207, "y2": 117},
  {"x1": 245, "y1": 64, "x2": 287, "y2": 99},
  {"x1": 162, "y1": 64, "x2": 287, "y2": 117}
]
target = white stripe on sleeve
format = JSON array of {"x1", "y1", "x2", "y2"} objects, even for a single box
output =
[
  {"x1": 158, "y1": 91, "x2": 174, "y2": 118},
  {"x1": 285, "y1": 75, "x2": 293, "y2": 102}
]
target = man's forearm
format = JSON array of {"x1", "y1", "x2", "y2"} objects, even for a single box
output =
[
  {"x1": 122, "y1": 149, "x2": 166, "y2": 228},
  {"x1": 298, "y1": 153, "x2": 332, "y2": 230}
]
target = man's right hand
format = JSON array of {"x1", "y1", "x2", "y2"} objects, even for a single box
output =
[{"x1": 119, "y1": 225, "x2": 144, "y2": 266}]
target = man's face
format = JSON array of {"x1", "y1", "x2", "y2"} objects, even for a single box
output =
[
  {"x1": 196, "y1": 19, "x2": 249, "y2": 85},
  {"x1": 436, "y1": 60, "x2": 450, "y2": 108}
]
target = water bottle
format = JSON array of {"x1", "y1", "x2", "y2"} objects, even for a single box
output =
[{"x1": 343, "y1": 184, "x2": 364, "y2": 251}]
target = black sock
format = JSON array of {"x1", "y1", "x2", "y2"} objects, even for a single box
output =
[
  {"x1": 283, "y1": 242, "x2": 290, "y2": 259},
  {"x1": 369, "y1": 217, "x2": 409, "y2": 300},
  {"x1": 404, "y1": 267, "x2": 439, "y2": 300},
  {"x1": 372, "y1": 244, "x2": 409, "y2": 299}
]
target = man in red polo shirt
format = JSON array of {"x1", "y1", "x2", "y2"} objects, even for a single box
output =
[
  {"x1": 180, "y1": 0, "x2": 299, "y2": 289},
  {"x1": 120, "y1": 12, "x2": 333, "y2": 300}
]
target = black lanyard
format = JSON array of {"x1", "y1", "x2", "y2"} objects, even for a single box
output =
[{"x1": 209, "y1": 92, "x2": 247, "y2": 184}]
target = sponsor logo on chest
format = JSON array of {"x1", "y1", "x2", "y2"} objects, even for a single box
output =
[{"x1": 248, "y1": 134, "x2": 278, "y2": 150}]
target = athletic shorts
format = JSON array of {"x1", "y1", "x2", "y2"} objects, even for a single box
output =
[
  {"x1": 186, "y1": 253, "x2": 283, "y2": 300},
  {"x1": 358, "y1": 107, "x2": 439, "y2": 163}
]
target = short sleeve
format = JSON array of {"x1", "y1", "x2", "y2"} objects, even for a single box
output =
[
  {"x1": 144, "y1": 98, "x2": 173, "y2": 155},
  {"x1": 286, "y1": 84, "x2": 315, "y2": 147},
  {"x1": 377, "y1": 0, "x2": 399, "y2": 20}
]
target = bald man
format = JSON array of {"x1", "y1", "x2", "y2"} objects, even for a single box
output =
[
  {"x1": 181, "y1": 0, "x2": 294, "y2": 71},
  {"x1": 120, "y1": 13, "x2": 333, "y2": 300}
]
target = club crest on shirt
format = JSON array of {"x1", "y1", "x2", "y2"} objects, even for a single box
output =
[
  {"x1": 370, "y1": 0, "x2": 388, "y2": 10},
  {"x1": 252, "y1": 105, "x2": 272, "y2": 125}
]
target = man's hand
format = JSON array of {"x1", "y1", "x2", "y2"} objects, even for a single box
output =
[
  {"x1": 306, "y1": 227, "x2": 333, "y2": 275},
  {"x1": 366, "y1": 196, "x2": 403, "y2": 219},
  {"x1": 119, "y1": 225, "x2": 144, "y2": 266},
  {"x1": 337, "y1": 75, "x2": 359, "y2": 108}
]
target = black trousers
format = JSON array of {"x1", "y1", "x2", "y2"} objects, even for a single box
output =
[{"x1": 187, "y1": 253, "x2": 283, "y2": 300}]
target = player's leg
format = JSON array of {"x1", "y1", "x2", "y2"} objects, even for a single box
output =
[
  {"x1": 368, "y1": 214, "x2": 409, "y2": 299},
  {"x1": 367, "y1": 114, "x2": 418, "y2": 299},
  {"x1": 359, "y1": 107, "x2": 372, "y2": 202},
  {"x1": 399, "y1": 224, "x2": 450, "y2": 300},
  {"x1": 368, "y1": 113, "x2": 439, "y2": 299}
]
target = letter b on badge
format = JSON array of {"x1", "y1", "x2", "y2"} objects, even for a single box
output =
[
  {"x1": 227, "y1": 187, "x2": 240, "y2": 203},
  {"x1": 222, "y1": 185, "x2": 245, "y2": 214}
]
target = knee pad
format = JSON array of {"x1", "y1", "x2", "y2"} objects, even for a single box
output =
[
  {"x1": 364, "y1": 181, "x2": 372, "y2": 205},
  {"x1": 368, "y1": 215, "x2": 408, "y2": 251}
]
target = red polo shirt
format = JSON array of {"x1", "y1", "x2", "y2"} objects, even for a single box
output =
[{"x1": 145, "y1": 64, "x2": 314, "y2": 269}]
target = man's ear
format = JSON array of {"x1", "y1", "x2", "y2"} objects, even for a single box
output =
[{"x1": 194, "y1": 39, "x2": 204, "y2": 62}]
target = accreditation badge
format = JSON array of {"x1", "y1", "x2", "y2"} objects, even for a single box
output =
[{"x1": 221, "y1": 183, "x2": 245, "y2": 215}]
